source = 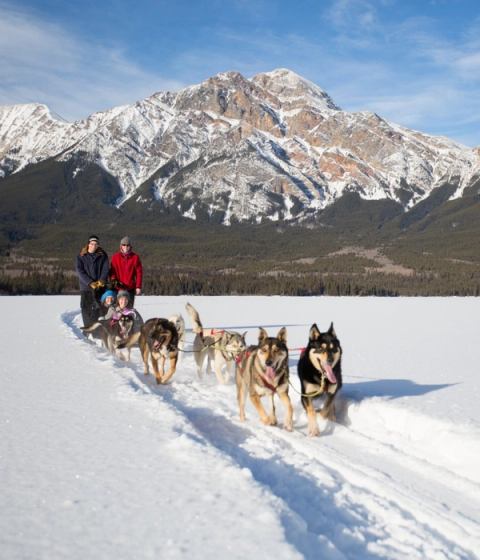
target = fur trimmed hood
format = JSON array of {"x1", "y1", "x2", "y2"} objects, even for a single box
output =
[{"x1": 79, "y1": 245, "x2": 107, "y2": 257}]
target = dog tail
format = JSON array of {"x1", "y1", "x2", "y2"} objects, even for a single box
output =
[
  {"x1": 81, "y1": 322, "x2": 103, "y2": 333},
  {"x1": 168, "y1": 313, "x2": 184, "y2": 332},
  {"x1": 185, "y1": 302, "x2": 203, "y2": 335},
  {"x1": 116, "y1": 331, "x2": 141, "y2": 349}
]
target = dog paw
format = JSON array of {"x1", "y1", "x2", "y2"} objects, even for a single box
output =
[
  {"x1": 308, "y1": 427, "x2": 320, "y2": 437},
  {"x1": 320, "y1": 409, "x2": 335, "y2": 422},
  {"x1": 284, "y1": 423, "x2": 293, "y2": 432}
]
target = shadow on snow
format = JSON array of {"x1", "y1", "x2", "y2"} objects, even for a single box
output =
[
  {"x1": 159, "y1": 387, "x2": 387, "y2": 560},
  {"x1": 343, "y1": 378, "x2": 455, "y2": 401}
]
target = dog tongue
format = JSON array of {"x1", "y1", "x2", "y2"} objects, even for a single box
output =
[
  {"x1": 265, "y1": 366, "x2": 276, "y2": 380},
  {"x1": 324, "y1": 364, "x2": 337, "y2": 384}
]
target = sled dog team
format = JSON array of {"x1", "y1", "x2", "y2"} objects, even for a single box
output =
[{"x1": 83, "y1": 302, "x2": 342, "y2": 437}]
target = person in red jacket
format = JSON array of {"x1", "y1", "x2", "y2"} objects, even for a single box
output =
[{"x1": 109, "y1": 236, "x2": 143, "y2": 306}]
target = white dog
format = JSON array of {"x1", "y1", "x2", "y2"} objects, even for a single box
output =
[{"x1": 185, "y1": 303, "x2": 246, "y2": 384}]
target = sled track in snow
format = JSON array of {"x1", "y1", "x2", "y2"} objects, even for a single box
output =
[{"x1": 64, "y1": 311, "x2": 480, "y2": 560}]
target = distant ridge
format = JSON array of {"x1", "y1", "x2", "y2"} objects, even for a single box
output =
[{"x1": 0, "y1": 68, "x2": 479, "y2": 226}]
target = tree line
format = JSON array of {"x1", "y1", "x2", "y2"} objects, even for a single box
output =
[{"x1": 1, "y1": 268, "x2": 479, "y2": 296}]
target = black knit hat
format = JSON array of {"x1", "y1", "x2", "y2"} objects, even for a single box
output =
[{"x1": 88, "y1": 235, "x2": 99, "y2": 243}]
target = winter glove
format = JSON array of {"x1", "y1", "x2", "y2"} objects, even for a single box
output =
[
  {"x1": 89, "y1": 280, "x2": 105, "y2": 290},
  {"x1": 110, "y1": 279, "x2": 126, "y2": 290}
]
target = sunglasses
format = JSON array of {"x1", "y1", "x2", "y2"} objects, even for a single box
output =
[{"x1": 121, "y1": 243, "x2": 131, "y2": 247}]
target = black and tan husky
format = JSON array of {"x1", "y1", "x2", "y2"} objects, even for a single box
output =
[
  {"x1": 236, "y1": 327, "x2": 293, "y2": 431},
  {"x1": 117, "y1": 318, "x2": 179, "y2": 384},
  {"x1": 297, "y1": 323, "x2": 343, "y2": 437},
  {"x1": 82, "y1": 313, "x2": 135, "y2": 359}
]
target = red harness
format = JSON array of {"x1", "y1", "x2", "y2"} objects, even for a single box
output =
[
  {"x1": 203, "y1": 328, "x2": 225, "y2": 336},
  {"x1": 235, "y1": 350, "x2": 250, "y2": 365},
  {"x1": 236, "y1": 349, "x2": 280, "y2": 393},
  {"x1": 259, "y1": 373, "x2": 278, "y2": 393}
]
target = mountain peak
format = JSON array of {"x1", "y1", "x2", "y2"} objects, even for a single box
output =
[
  {"x1": 210, "y1": 70, "x2": 245, "y2": 83},
  {"x1": 251, "y1": 68, "x2": 340, "y2": 111},
  {"x1": 1, "y1": 68, "x2": 478, "y2": 227},
  {"x1": 0, "y1": 102, "x2": 53, "y2": 120},
  {"x1": 257, "y1": 67, "x2": 309, "y2": 84}
]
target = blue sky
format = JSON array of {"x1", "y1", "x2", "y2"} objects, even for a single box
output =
[{"x1": 1, "y1": 0, "x2": 479, "y2": 146}]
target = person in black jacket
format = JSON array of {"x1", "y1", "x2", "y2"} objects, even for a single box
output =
[{"x1": 75, "y1": 234, "x2": 109, "y2": 327}]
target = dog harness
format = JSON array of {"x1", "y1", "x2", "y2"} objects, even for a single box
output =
[
  {"x1": 110, "y1": 308, "x2": 136, "y2": 324},
  {"x1": 238, "y1": 348, "x2": 288, "y2": 394},
  {"x1": 199, "y1": 328, "x2": 224, "y2": 342},
  {"x1": 200, "y1": 329, "x2": 243, "y2": 362},
  {"x1": 235, "y1": 349, "x2": 250, "y2": 365},
  {"x1": 290, "y1": 345, "x2": 338, "y2": 398},
  {"x1": 259, "y1": 371, "x2": 279, "y2": 394}
]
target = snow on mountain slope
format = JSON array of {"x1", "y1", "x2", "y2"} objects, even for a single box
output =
[
  {"x1": 1, "y1": 69, "x2": 479, "y2": 221},
  {"x1": 251, "y1": 68, "x2": 340, "y2": 112},
  {"x1": 1, "y1": 295, "x2": 479, "y2": 560}
]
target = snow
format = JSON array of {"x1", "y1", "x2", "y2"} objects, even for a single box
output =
[
  {"x1": 182, "y1": 203, "x2": 196, "y2": 220},
  {"x1": 1, "y1": 295, "x2": 479, "y2": 560},
  {"x1": 2, "y1": 70, "x2": 480, "y2": 224},
  {"x1": 283, "y1": 194, "x2": 294, "y2": 220},
  {"x1": 252, "y1": 69, "x2": 340, "y2": 112}
]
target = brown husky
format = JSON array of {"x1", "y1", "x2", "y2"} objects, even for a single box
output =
[
  {"x1": 236, "y1": 327, "x2": 293, "y2": 431},
  {"x1": 117, "y1": 318, "x2": 179, "y2": 384}
]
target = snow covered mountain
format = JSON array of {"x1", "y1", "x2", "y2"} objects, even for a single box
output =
[{"x1": 1, "y1": 68, "x2": 479, "y2": 224}]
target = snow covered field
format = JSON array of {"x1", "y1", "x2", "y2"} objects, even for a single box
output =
[{"x1": 1, "y1": 295, "x2": 479, "y2": 560}]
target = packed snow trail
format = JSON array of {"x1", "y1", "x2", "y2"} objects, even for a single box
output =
[
  {"x1": 149, "y1": 361, "x2": 480, "y2": 560},
  {"x1": 70, "y1": 296, "x2": 479, "y2": 560},
  {"x1": 1, "y1": 296, "x2": 479, "y2": 560},
  {"x1": 2, "y1": 299, "x2": 301, "y2": 560}
]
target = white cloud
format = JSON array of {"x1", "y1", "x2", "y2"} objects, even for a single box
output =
[
  {"x1": 0, "y1": 2, "x2": 183, "y2": 120},
  {"x1": 393, "y1": 16, "x2": 480, "y2": 82},
  {"x1": 1, "y1": 0, "x2": 479, "y2": 146},
  {"x1": 170, "y1": 23, "x2": 480, "y2": 145},
  {"x1": 457, "y1": 52, "x2": 480, "y2": 74},
  {"x1": 326, "y1": 0, "x2": 379, "y2": 31}
]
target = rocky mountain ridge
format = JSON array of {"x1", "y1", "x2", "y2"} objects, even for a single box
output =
[{"x1": 1, "y1": 68, "x2": 479, "y2": 225}]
